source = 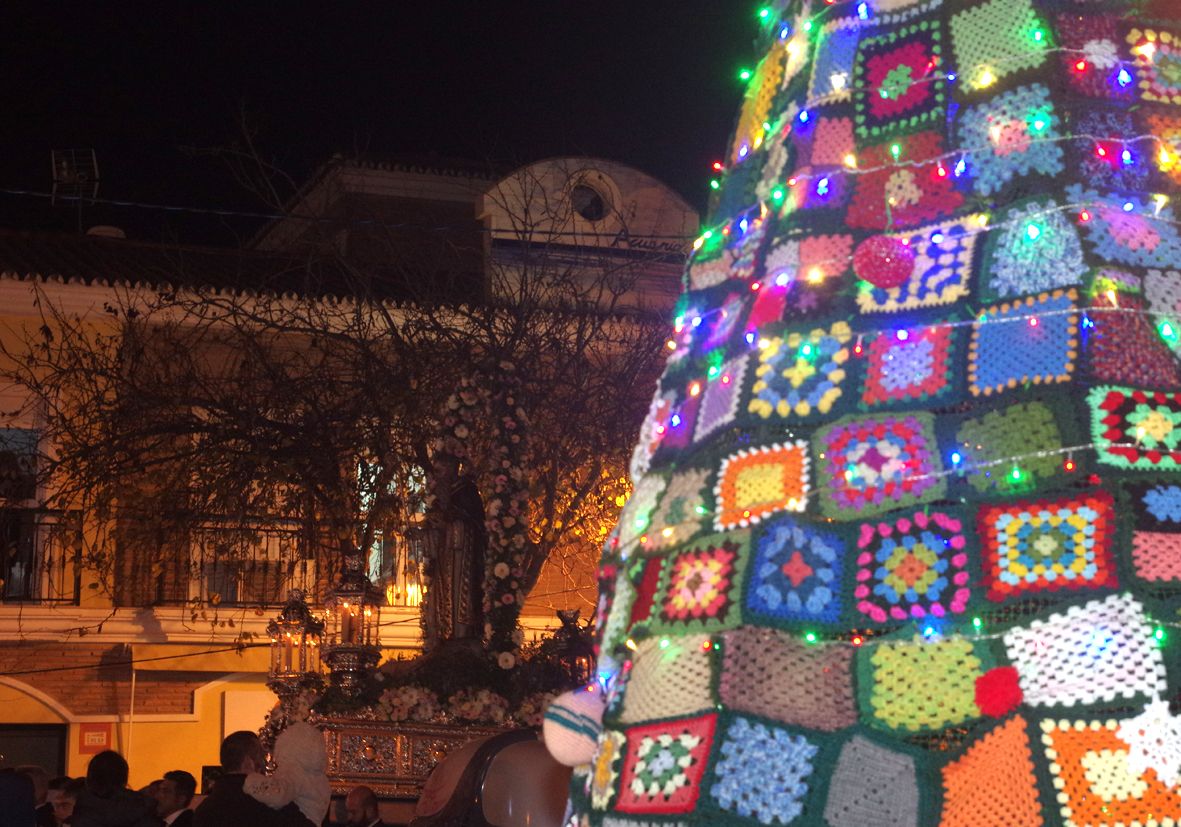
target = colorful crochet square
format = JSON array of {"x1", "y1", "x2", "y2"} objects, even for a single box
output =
[
  {"x1": 749, "y1": 322, "x2": 852, "y2": 419},
  {"x1": 814, "y1": 412, "x2": 946, "y2": 519},
  {"x1": 708, "y1": 717, "x2": 818, "y2": 825},
  {"x1": 1128, "y1": 483, "x2": 1181, "y2": 583},
  {"x1": 694, "y1": 355, "x2": 748, "y2": 443},
  {"x1": 955, "y1": 83, "x2": 1063, "y2": 196},
  {"x1": 862, "y1": 324, "x2": 953, "y2": 406},
  {"x1": 948, "y1": 0, "x2": 1047, "y2": 90},
  {"x1": 645, "y1": 469, "x2": 710, "y2": 551},
  {"x1": 940, "y1": 717, "x2": 1043, "y2": 827},
  {"x1": 847, "y1": 131, "x2": 964, "y2": 230},
  {"x1": 1040, "y1": 718, "x2": 1181, "y2": 826},
  {"x1": 1089, "y1": 294, "x2": 1181, "y2": 387},
  {"x1": 865, "y1": 638, "x2": 984, "y2": 732},
  {"x1": 792, "y1": 164, "x2": 853, "y2": 213},
  {"x1": 1145, "y1": 110, "x2": 1181, "y2": 188},
  {"x1": 1088, "y1": 386, "x2": 1181, "y2": 470},
  {"x1": 714, "y1": 441, "x2": 810, "y2": 531},
  {"x1": 853, "y1": 20, "x2": 946, "y2": 140},
  {"x1": 1056, "y1": 14, "x2": 1134, "y2": 100},
  {"x1": 1002, "y1": 594, "x2": 1166, "y2": 707},
  {"x1": 854, "y1": 510, "x2": 970, "y2": 623},
  {"x1": 657, "y1": 535, "x2": 746, "y2": 633},
  {"x1": 977, "y1": 490, "x2": 1117, "y2": 602},
  {"x1": 620, "y1": 633, "x2": 714, "y2": 725},
  {"x1": 955, "y1": 402, "x2": 1063, "y2": 495},
  {"x1": 1073, "y1": 110, "x2": 1151, "y2": 192},
  {"x1": 1129, "y1": 27, "x2": 1181, "y2": 107},
  {"x1": 810, "y1": 20, "x2": 862, "y2": 103},
  {"x1": 1066, "y1": 184, "x2": 1181, "y2": 269},
  {"x1": 969, "y1": 289, "x2": 1079, "y2": 397},
  {"x1": 823, "y1": 736, "x2": 919, "y2": 827},
  {"x1": 855, "y1": 215, "x2": 981, "y2": 314},
  {"x1": 983, "y1": 198, "x2": 1086, "y2": 298},
  {"x1": 719, "y1": 626, "x2": 858, "y2": 731},
  {"x1": 746, "y1": 516, "x2": 843, "y2": 623},
  {"x1": 616, "y1": 714, "x2": 717, "y2": 815},
  {"x1": 591, "y1": 730, "x2": 626, "y2": 811}
]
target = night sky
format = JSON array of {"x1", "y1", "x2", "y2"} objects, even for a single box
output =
[{"x1": 0, "y1": 2, "x2": 758, "y2": 246}]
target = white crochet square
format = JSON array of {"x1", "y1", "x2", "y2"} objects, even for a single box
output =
[{"x1": 1003, "y1": 593, "x2": 1167, "y2": 708}]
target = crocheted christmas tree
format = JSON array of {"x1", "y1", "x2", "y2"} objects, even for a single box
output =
[{"x1": 563, "y1": 0, "x2": 1181, "y2": 824}]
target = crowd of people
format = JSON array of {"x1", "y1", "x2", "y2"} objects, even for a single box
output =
[{"x1": 0, "y1": 727, "x2": 384, "y2": 827}]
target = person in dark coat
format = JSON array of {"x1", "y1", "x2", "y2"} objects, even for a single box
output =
[
  {"x1": 192, "y1": 732, "x2": 313, "y2": 827},
  {"x1": 15, "y1": 765, "x2": 53, "y2": 827},
  {"x1": 69, "y1": 751, "x2": 159, "y2": 827},
  {"x1": 0, "y1": 767, "x2": 36, "y2": 827},
  {"x1": 152, "y1": 770, "x2": 196, "y2": 827}
]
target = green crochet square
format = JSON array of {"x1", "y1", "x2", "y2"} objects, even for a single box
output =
[
  {"x1": 949, "y1": 0, "x2": 1048, "y2": 91},
  {"x1": 861, "y1": 637, "x2": 987, "y2": 733},
  {"x1": 954, "y1": 402, "x2": 1063, "y2": 494}
]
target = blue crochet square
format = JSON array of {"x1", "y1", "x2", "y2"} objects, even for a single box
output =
[
  {"x1": 1066, "y1": 185, "x2": 1181, "y2": 269},
  {"x1": 745, "y1": 516, "x2": 843, "y2": 623},
  {"x1": 970, "y1": 290, "x2": 1079, "y2": 396},
  {"x1": 983, "y1": 198, "x2": 1086, "y2": 298},
  {"x1": 955, "y1": 84, "x2": 1063, "y2": 196},
  {"x1": 1072, "y1": 110, "x2": 1151, "y2": 192},
  {"x1": 810, "y1": 22, "x2": 861, "y2": 101},
  {"x1": 709, "y1": 717, "x2": 818, "y2": 825}
]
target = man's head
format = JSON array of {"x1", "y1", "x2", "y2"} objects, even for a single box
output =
[
  {"x1": 220, "y1": 731, "x2": 266, "y2": 775},
  {"x1": 15, "y1": 765, "x2": 48, "y2": 805},
  {"x1": 154, "y1": 770, "x2": 196, "y2": 817},
  {"x1": 345, "y1": 785, "x2": 379, "y2": 826},
  {"x1": 85, "y1": 751, "x2": 129, "y2": 798},
  {"x1": 53, "y1": 779, "x2": 84, "y2": 825}
]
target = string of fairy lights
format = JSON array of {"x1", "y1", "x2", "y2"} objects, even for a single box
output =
[{"x1": 604, "y1": 1, "x2": 1181, "y2": 665}]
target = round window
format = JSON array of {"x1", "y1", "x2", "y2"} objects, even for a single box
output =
[{"x1": 570, "y1": 183, "x2": 610, "y2": 222}]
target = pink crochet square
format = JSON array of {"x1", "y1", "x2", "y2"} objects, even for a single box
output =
[{"x1": 1131, "y1": 531, "x2": 1181, "y2": 581}]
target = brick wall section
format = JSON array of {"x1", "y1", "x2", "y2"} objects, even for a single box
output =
[{"x1": 0, "y1": 642, "x2": 224, "y2": 717}]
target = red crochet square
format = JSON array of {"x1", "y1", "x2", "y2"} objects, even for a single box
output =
[
  {"x1": 863, "y1": 324, "x2": 953, "y2": 405},
  {"x1": 846, "y1": 131, "x2": 964, "y2": 230},
  {"x1": 616, "y1": 714, "x2": 717, "y2": 814},
  {"x1": 1088, "y1": 294, "x2": 1181, "y2": 387}
]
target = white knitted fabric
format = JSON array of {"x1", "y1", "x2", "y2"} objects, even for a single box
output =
[
  {"x1": 543, "y1": 685, "x2": 608, "y2": 767},
  {"x1": 1003, "y1": 593, "x2": 1167, "y2": 708},
  {"x1": 619, "y1": 634, "x2": 713, "y2": 724},
  {"x1": 1117, "y1": 698, "x2": 1181, "y2": 789}
]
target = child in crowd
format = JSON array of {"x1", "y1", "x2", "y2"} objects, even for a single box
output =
[{"x1": 243, "y1": 722, "x2": 330, "y2": 826}]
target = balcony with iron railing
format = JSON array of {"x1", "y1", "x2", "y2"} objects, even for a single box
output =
[{"x1": 0, "y1": 508, "x2": 84, "y2": 604}]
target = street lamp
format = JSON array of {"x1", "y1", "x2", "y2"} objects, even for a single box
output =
[
  {"x1": 324, "y1": 551, "x2": 384, "y2": 694},
  {"x1": 266, "y1": 589, "x2": 325, "y2": 708}
]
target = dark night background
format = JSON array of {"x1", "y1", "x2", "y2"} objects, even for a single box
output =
[{"x1": 0, "y1": 2, "x2": 759, "y2": 246}]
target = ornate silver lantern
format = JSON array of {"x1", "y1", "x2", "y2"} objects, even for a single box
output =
[
  {"x1": 266, "y1": 589, "x2": 325, "y2": 707},
  {"x1": 323, "y1": 551, "x2": 384, "y2": 694}
]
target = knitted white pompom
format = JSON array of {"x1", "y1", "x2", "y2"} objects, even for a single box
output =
[{"x1": 542, "y1": 684, "x2": 608, "y2": 767}]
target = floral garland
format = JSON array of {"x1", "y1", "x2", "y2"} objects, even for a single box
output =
[
  {"x1": 438, "y1": 361, "x2": 533, "y2": 665},
  {"x1": 265, "y1": 683, "x2": 558, "y2": 731}
]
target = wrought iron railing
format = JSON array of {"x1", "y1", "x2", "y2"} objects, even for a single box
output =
[{"x1": 0, "y1": 508, "x2": 83, "y2": 604}]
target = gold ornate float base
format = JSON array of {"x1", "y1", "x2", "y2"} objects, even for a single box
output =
[{"x1": 319, "y1": 718, "x2": 506, "y2": 799}]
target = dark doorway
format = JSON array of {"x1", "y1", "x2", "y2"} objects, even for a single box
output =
[{"x1": 0, "y1": 724, "x2": 66, "y2": 774}]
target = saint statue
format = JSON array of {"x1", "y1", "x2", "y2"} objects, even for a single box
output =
[{"x1": 420, "y1": 456, "x2": 486, "y2": 652}]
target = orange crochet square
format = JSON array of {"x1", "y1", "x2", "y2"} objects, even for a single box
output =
[
  {"x1": 941, "y1": 717, "x2": 1043, "y2": 827},
  {"x1": 714, "y1": 442, "x2": 809, "y2": 530},
  {"x1": 1041, "y1": 719, "x2": 1181, "y2": 826}
]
